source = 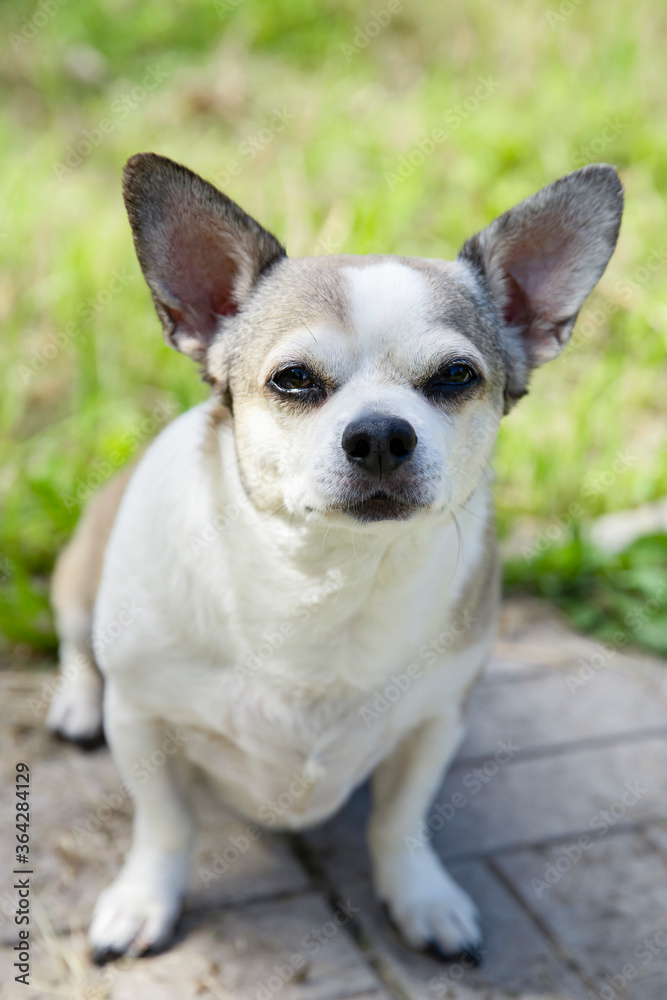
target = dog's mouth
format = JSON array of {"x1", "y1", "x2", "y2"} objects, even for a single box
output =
[{"x1": 336, "y1": 492, "x2": 420, "y2": 523}]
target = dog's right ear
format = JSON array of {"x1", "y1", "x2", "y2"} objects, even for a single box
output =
[{"x1": 123, "y1": 153, "x2": 286, "y2": 361}]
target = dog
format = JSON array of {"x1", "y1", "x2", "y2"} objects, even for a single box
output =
[{"x1": 47, "y1": 153, "x2": 623, "y2": 963}]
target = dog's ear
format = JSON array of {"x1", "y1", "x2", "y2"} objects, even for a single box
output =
[
  {"x1": 123, "y1": 153, "x2": 286, "y2": 361},
  {"x1": 458, "y1": 164, "x2": 623, "y2": 405}
]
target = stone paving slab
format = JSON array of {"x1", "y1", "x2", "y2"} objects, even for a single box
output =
[
  {"x1": 458, "y1": 665, "x2": 667, "y2": 760},
  {"x1": 302, "y1": 806, "x2": 587, "y2": 999},
  {"x1": 0, "y1": 895, "x2": 391, "y2": 1000},
  {"x1": 494, "y1": 830, "x2": 667, "y2": 1000},
  {"x1": 434, "y1": 738, "x2": 667, "y2": 860},
  {"x1": 110, "y1": 894, "x2": 388, "y2": 1000},
  {"x1": 1, "y1": 598, "x2": 667, "y2": 1000},
  {"x1": 492, "y1": 601, "x2": 667, "y2": 699}
]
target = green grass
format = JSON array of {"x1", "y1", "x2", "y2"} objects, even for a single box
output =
[
  {"x1": 505, "y1": 533, "x2": 667, "y2": 657},
  {"x1": 0, "y1": 0, "x2": 665, "y2": 657}
]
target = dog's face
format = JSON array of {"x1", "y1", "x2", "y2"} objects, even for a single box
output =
[
  {"x1": 213, "y1": 254, "x2": 505, "y2": 523},
  {"x1": 123, "y1": 154, "x2": 623, "y2": 525}
]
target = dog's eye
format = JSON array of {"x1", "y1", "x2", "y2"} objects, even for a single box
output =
[
  {"x1": 271, "y1": 366, "x2": 319, "y2": 393},
  {"x1": 426, "y1": 363, "x2": 478, "y2": 395}
]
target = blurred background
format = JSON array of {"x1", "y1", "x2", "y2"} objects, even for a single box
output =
[{"x1": 0, "y1": 0, "x2": 665, "y2": 663}]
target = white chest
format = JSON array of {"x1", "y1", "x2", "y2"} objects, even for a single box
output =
[{"x1": 135, "y1": 629, "x2": 490, "y2": 830}]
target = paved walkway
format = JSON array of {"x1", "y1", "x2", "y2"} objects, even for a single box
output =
[{"x1": 2, "y1": 598, "x2": 667, "y2": 1000}]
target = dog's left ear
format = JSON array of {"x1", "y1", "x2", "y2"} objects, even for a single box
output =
[
  {"x1": 123, "y1": 153, "x2": 286, "y2": 361},
  {"x1": 458, "y1": 164, "x2": 623, "y2": 405}
]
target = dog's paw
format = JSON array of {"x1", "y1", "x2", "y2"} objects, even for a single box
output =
[
  {"x1": 375, "y1": 846, "x2": 483, "y2": 961},
  {"x1": 89, "y1": 875, "x2": 182, "y2": 962},
  {"x1": 47, "y1": 671, "x2": 104, "y2": 748}
]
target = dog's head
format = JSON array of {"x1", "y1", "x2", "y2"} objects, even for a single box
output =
[{"x1": 123, "y1": 154, "x2": 622, "y2": 525}]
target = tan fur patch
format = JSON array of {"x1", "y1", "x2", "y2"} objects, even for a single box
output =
[{"x1": 51, "y1": 462, "x2": 138, "y2": 625}]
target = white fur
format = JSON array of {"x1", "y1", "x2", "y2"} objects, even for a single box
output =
[
  {"x1": 82, "y1": 261, "x2": 498, "y2": 960},
  {"x1": 49, "y1": 157, "x2": 622, "y2": 959}
]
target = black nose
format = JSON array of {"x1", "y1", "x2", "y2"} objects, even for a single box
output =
[{"x1": 341, "y1": 414, "x2": 417, "y2": 478}]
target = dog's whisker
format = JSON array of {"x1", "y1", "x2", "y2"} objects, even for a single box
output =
[
  {"x1": 450, "y1": 509, "x2": 464, "y2": 576},
  {"x1": 321, "y1": 521, "x2": 334, "y2": 556},
  {"x1": 446, "y1": 465, "x2": 497, "y2": 500},
  {"x1": 230, "y1": 502, "x2": 287, "y2": 529},
  {"x1": 455, "y1": 500, "x2": 494, "y2": 524},
  {"x1": 301, "y1": 319, "x2": 318, "y2": 345}
]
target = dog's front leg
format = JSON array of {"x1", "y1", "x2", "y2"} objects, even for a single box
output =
[
  {"x1": 89, "y1": 684, "x2": 195, "y2": 962},
  {"x1": 368, "y1": 715, "x2": 482, "y2": 961}
]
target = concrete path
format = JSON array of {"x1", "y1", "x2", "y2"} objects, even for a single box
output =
[{"x1": 2, "y1": 598, "x2": 667, "y2": 1000}]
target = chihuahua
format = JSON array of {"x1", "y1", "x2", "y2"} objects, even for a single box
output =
[{"x1": 47, "y1": 154, "x2": 622, "y2": 962}]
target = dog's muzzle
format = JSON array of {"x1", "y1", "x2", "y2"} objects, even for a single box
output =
[{"x1": 332, "y1": 414, "x2": 425, "y2": 522}]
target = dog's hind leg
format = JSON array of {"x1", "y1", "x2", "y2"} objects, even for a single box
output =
[
  {"x1": 48, "y1": 465, "x2": 135, "y2": 747},
  {"x1": 47, "y1": 608, "x2": 104, "y2": 748}
]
